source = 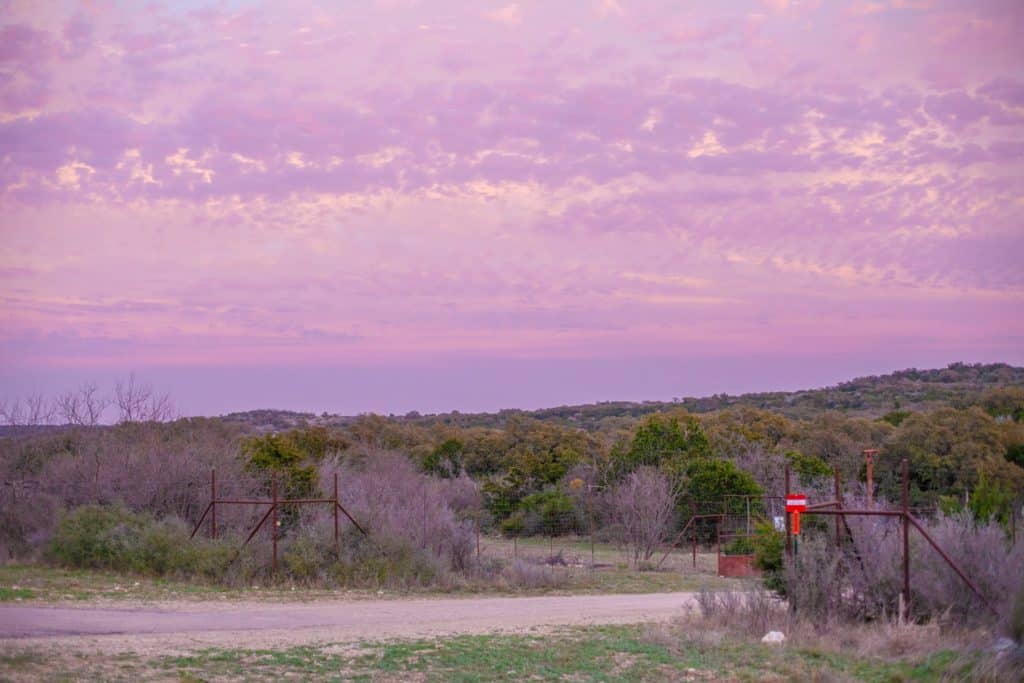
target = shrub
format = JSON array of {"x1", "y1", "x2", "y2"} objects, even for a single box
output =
[
  {"x1": 500, "y1": 514, "x2": 525, "y2": 537},
  {"x1": 0, "y1": 490, "x2": 59, "y2": 560},
  {"x1": 782, "y1": 507, "x2": 1024, "y2": 626},
  {"x1": 606, "y1": 466, "x2": 676, "y2": 565},
  {"x1": 1008, "y1": 585, "x2": 1024, "y2": 643},
  {"x1": 47, "y1": 505, "x2": 147, "y2": 570},
  {"x1": 502, "y1": 559, "x2": 568, "y2": 589},
  {"x1": 752, "y1": 521, "x2": 785, "y2": 593},
  {"x1": 695, "y1": 587, "x2": 784, "y2": 638},
  {"x1": 516, "y1": 489, "x2": 578, "y2": 535},
  {"x1": 324, "y1": 451, "x2": 475, "y2": 573},
  {"x1": 722, "y1": 536, "x2": 755, "y2": 556},
  {"x1": 46, "y1": 505, "x2": 237, "y2": 578}
]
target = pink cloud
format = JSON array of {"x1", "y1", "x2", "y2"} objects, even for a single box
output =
[{"x1": 0, "y1": 0, "x2": 1022, "y2": 413}]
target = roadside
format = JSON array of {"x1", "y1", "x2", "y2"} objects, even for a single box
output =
[
  {"x1": 0, "y1": 558, "x2": 743, "y2": 608},
  {"x1": 0, "y1": 621, "x2": 967, "y2": 682}
]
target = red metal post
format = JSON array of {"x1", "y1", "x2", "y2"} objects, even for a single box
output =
[
  {"x1": 691, "y1": 499, "x2": 697, "y2": 569},
  {"x1": 716, "y1": 516, "x2": 722, "y2": 576},
  {"x1": 211, "y1": 468, "x2": 217, "y2": 540},
  {"x1": 189, "y1": 502, "x2": 213, "y2": 539},
  {"x1": 864, "y1": 449, "x2": 878, "y2": 510},
  {"x1": 902, "y1": 458, "x2": 910, "y2": 621},
  {"x1": 272, "y1": 475, "x2": 278, "y2": 573},
  {"x1": 785, "y1": 463, "x2": 792, "y2": 558},
  {"x1": 834, "y1": 466, "x2": 841, "y2": 547},
  {"x1": 333, "y1": 472, "x2": 339, "y2": 551}
]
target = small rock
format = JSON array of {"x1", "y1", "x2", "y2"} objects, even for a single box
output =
[
  {"x1": 761, "y1": 631, "x2": 786, "y2": 645},
  {"x1": 991, "y1": 637, "x2": 1017, "y2": 655}
]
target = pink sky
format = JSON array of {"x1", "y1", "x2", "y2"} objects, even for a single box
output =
[{"x1": 1, "y1": 0, "x2": 1022, "y2": 415}]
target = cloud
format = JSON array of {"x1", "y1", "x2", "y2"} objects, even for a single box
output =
[
  {"x1": 487, "y1": 4, "x2": 522, "y2": 26},
  {"x1": 1, "y1": 0, "x2": 1022, "y2": 384}
]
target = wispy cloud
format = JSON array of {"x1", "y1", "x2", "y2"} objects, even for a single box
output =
[{"x1": 0, "y1": 0, "x2": 1021, "y2": 411}]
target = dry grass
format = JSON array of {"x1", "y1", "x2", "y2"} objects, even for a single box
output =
[{"x1": 647, "y1": 587, "x2": 1024, "y2": 682}]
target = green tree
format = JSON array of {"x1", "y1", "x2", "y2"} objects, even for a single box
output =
[
  {"x1": 242, "y1": 433, "x2": 318, "y2": 503},
  {"x1": 610, "y1": 412, "x2": 710, "y2": 480},
  {"x1": 682, "y1": 457, "x2": 762, "y2": 502},
  {"x1": 876, "y1": 407, "x2": 1020, "y2": 507},
  {"x1": 786, "y1": 450, "x2": 832, "y2": 483},
  {"x1": 423, "y1": 438, "x2": 464, "y2": 478}
]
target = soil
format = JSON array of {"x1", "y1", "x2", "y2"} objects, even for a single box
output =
[{"x1": 0, "y1": 591, "x2": 696, "y2": 655}]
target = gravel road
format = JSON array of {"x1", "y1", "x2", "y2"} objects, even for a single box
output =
[{"x1": 0, "y1": 592, "x2": 696, "y2": 652}]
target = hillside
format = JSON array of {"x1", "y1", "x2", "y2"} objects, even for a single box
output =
[{"x1": 220, "y1": 362, "x2": 1024, "y2": 432}]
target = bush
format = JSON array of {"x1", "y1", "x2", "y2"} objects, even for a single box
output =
[
  {"x1": 47, "y1": 505, "x2": 147, "y2": 570},
  {"x1": 500, "y1": 514, "x2": 525, "y2": 537},
  {"x1": 722, "y1": 536, "x2": 755, "y2": 556},
  {"x1": 324, "y1": 452, "x2": 475, "y2": 573},
  {"x1": 46, "y1": 505, "x2": 236, "y2": 578},
  {"x1": 516, "y1": 489, "x2": 579, "y2": 535},
  {"x1": 752, "y1": 521, "x2": 785, "y2": 594},
  {"x1": 606, "y1": 466, "x2": 676, "y2": 565},
  {"x1": 1008, "y1": 585, "x2": 1024, "y2": 643},
  {"x1": 782, "y1": 508, "x2": 1024, "y2": 626},
  {"x1": 46, "y1": 503, "x2": 450, "y2": 590},
  {"x1": 502, "y1": 559, "x2": 568, "y2": 589}
]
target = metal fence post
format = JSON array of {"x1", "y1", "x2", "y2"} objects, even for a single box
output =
[
  {"x1": 834, "y1": 466, "x2": 841, "y2": 547},
  {"x1": 785, "y1": 463, "x2": 792, "y2": 558},
  {"x1": 272, "y1": 475, "x2": 278, "y2": 573},
  {"x1": 864, "y1": 448, "x2": 878, "y2": 510},
  {"x1": 588, "y1": 484, "x2": 595, "y2": 571},
  {"x1": 333, "y1": 472, "x2": 339, "y2": 552},
  {"x1": 902, "y1": 458, "x2": 910, "y2": 621},
  {"x1": 691, "y1": 499, "x2": 697, "y2": 569},
  {"x1": 211, "y1": 468, "x2": 217, "y2": 540}
]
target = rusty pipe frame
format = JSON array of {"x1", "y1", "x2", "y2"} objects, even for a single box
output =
[
  {"x1": 655, "y1": 513, "x2": 725, "y2": 569},
  {"x1": 189, "y1": 502, "x2": 213, "y2": 539},
  {"x1": 798, "y1": 507, "x2": 999, "y2": 618},
  {"x1": 905, "y1": 514, "x2": 999, "y2": 617},
  {"x1": 211, "y1": 498, "x2": 339, "y2": 504}
]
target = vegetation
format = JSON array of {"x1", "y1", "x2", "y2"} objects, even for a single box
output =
[
  {"x1": 1, "y1": 362, "x2": 1023, "y2": 608},
  {"x1": 1, "y1": 621, "x2": 1016, "y2": 682}
]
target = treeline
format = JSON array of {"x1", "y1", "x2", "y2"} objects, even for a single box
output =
[{"x1": 2, "y1": 381, "x2": 1023, "y2": 559}]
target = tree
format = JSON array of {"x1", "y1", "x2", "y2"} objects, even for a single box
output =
[
  {"x1": 786, "y1": 449, "x2": 832, "y2": 484},
  {"x1": 609, "y1": 412, "x2": 710, "y2": 481},
  {"x1": 0, "y1": 393, "x2": 53, "y2": 426},
  {"x1": 607, "y1": 467, "x2": 677, "y2": 565},
  {"x1": 242, "y1": 433, "x2": 319, "y2": 508},
  {"x1": 424, "y1": 438, "x2": 464, "y2": 478},
  {"x1": 114, "y1": 373, "x2": 174, "y2": 423},
  {"x1": 682, "y1": 457, "x2": 762, "y2": 502},
  {"x1": 56, "y1": 383, "x2": 109, "y2": 426},
  {"x1": 876, "y1": 407, "x2": 1021, "y2": 507}
]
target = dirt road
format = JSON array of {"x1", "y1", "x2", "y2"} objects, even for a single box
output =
[{"x1": 0, "y1": 592, "x2": 696, "y2": 652}]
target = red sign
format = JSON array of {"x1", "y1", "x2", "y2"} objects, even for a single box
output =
[
  {"x1": 786, "y1": 494, "x2": 807, "y2": 535},
  {"x1": 785, "y1": 494, "x2": 807, "y2": 513}
]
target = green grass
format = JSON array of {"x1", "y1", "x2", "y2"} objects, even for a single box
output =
[
  {"x1": 0, "y1": 586, "x2": 35, "y2": 600},
  {"x1": 0, "y1": 550, "x2": 742, "y2": 605},
  {"x1": 0, "y1": 625, "x2": 984, "y2": 682}
]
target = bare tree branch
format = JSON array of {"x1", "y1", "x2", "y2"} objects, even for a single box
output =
[
  {"x1": 115, "y1": 373, "x2": 174, "y2": 423},
  {"x1": 607, "y1": 466, "x2": 677, "y2": 566},
  {"x1": 56, "y1": 383, "x2": 110, "y2": 426}
]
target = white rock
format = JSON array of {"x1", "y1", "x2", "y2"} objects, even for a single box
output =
[
  {"x1": 991, "y1": 637, "x2": 1017, "y2": 655},
  {"x1": 761, "y1": 631, "x2": 786, "y2": 644}
]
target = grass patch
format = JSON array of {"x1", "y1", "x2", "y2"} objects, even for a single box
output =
[
  {"x1": 0, "y1": 586, "x2": 35, "y2": 600},
  {"x1": 2, "y1": 625, "x2": 1001, "y2": 682},
  {"x1": 0, "y1": 559, "x2": 741, "y2": 605}
]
